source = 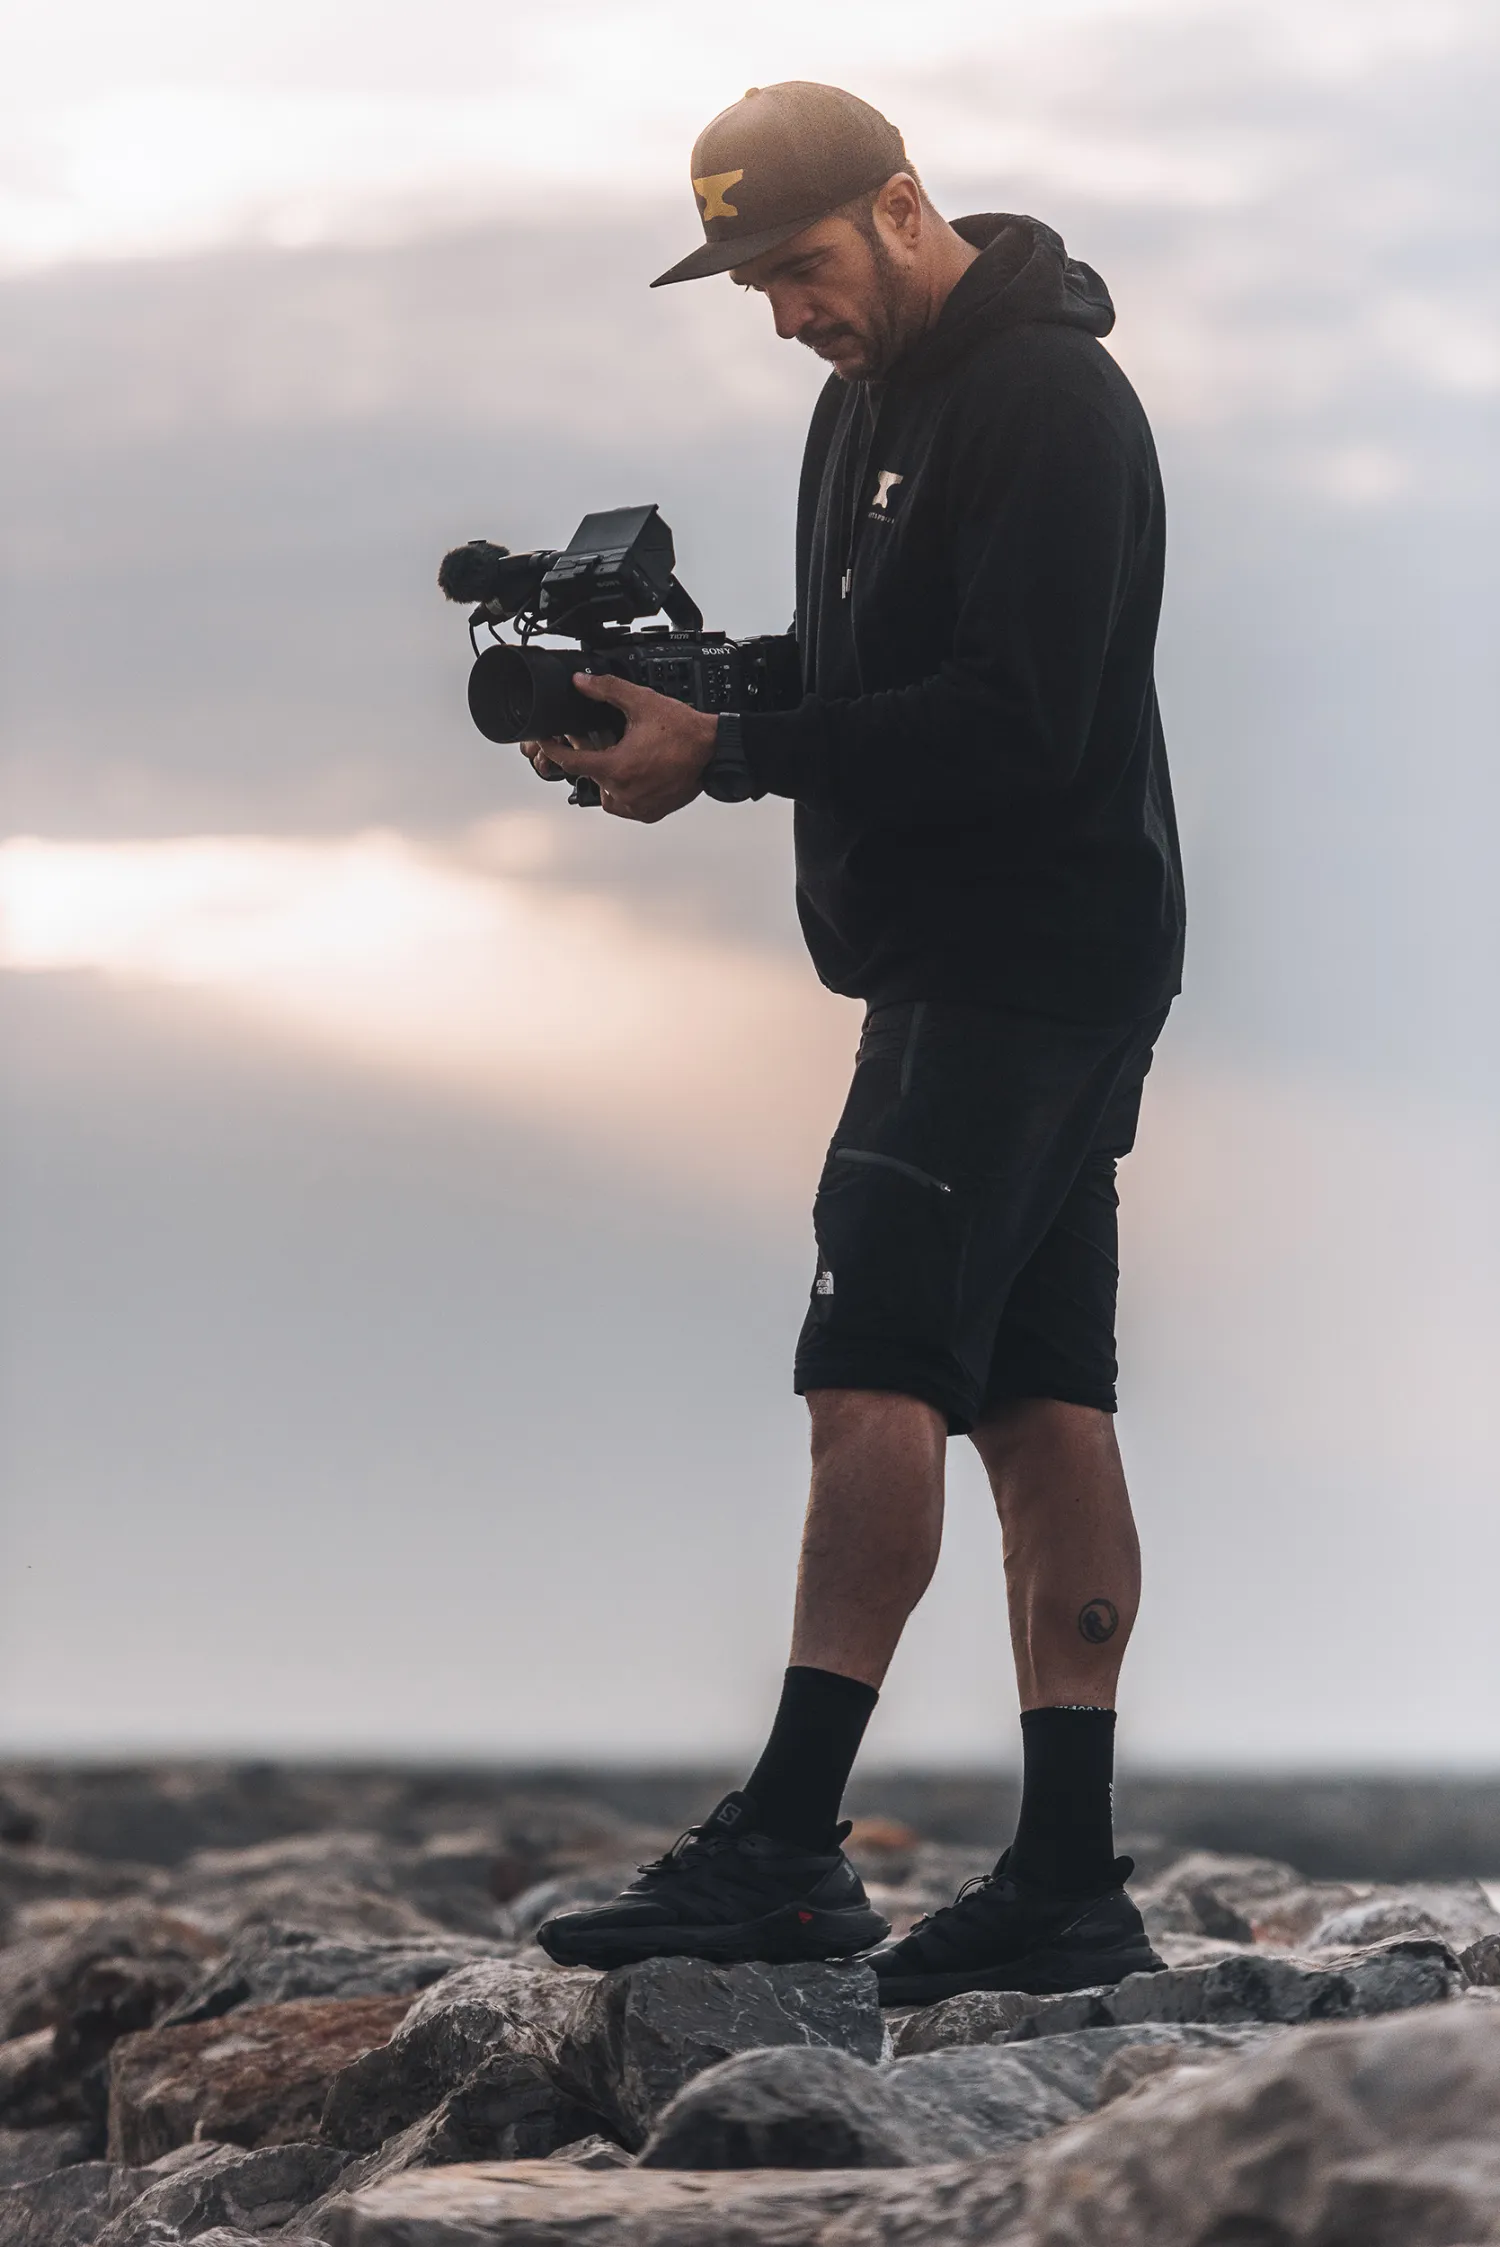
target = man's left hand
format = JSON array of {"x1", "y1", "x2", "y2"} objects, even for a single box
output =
[{"x1": 551, "y1": 673, "x2": 720, "y2": 822}]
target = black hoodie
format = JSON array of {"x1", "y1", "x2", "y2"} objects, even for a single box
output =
[{"x1": 738, "y1": 214, "x2": 1186, "y2": 1027}]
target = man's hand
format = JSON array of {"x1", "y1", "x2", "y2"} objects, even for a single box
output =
[{"x1": 522, "y1": 674, "x2": 719, "y2": 823}]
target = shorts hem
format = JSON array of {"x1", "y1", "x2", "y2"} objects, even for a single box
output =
[
  {"x1": 979, "y1": 1382, "x2": 1119, "y2": 1418},
  {"x1": 794, "y1": 1355, "x2": 979, "y2": 1436}
]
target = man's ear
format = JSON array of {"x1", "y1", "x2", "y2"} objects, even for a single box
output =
[{"x1": 874, "y1": 172, "x2": 925, "y2": 248}]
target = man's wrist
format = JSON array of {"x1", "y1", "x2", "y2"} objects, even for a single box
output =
[{"x1": 700, "y1": 711, "x2": 754, "y2": 802}]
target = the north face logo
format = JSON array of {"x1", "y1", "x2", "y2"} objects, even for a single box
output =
[{"x1": 815, "y1": 1269, "x2": 835, "y2": 1297}]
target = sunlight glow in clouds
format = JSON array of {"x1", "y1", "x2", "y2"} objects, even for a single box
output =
[
  {"x1": 0, "y1": 0, "x2": 1483, "y2": 270},
  {"x1": 0, "y1": 829, "x2": 856, "y2": 1201}
]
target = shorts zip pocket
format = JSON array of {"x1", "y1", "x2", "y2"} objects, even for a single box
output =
[{"x1": 832, "y1": 1147, "x2": 952, "y2": 1195}]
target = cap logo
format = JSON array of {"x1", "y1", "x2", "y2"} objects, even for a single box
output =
[{"x1": 693, "y1": 168, "x2": 745, "y2": 222}]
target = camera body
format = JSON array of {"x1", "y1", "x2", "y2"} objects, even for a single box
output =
[{"x1": 439, "y1": 505, "x2": 800, "y2": 804}]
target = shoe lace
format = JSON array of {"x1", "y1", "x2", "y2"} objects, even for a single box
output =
[
  {"x1": 634, "y1": 1826, "x2": 728, "y2": 1883},
  {"x1": 909, "y1": 1870, "x2": 996, "y2": 1936}
]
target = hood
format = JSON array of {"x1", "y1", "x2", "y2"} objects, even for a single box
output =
[{"x1": 897, "y1": 213, "x2": 1115, "y2": 381}]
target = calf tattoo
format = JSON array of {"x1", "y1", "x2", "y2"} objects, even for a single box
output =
[{"x1": 1078, "y1": 1597, "x2": 1120, "y2": 1646}]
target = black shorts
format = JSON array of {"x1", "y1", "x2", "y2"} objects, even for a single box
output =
[{"x1": 794, "y1": 999, "x2": 1168, "y2": 1433}]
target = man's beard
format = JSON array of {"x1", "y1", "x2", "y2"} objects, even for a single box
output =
[{"x1": 798, "y1": 237, "x2": 913, "y2": 381}]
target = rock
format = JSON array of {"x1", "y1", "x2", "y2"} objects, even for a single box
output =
[
  {"x1": 0, "y1": 1847, "x2": 154, "y2": 1914},
  {"x1": 1305, "y1": 1879, "x2": 1500, "y2": 1952},
  {"x1": 1001, "y1": 1935, "x2": 1463, "y2": 2039},
  {"x1": 638, "y1": 2049, "x2": 926, "y2": 2171},
  {"x1": 1022, "y1": 1994, "x2": 1500, "y2": 2245},
  {"x1": 1150, "y1": 1933, "x2": 1264, "y2": 1968},
  {"x1": 0, "y1": 2035, "x2": 73, "y2": 2130},
  {"x1": 545, "y1": 2136, "x2": 632, "y2": 2170},
  {"x1": 321, "y1": 1963, "x2": 595, "y2": 2153},
  {"x1": 1133, "y1": 1848, "x2": 1342, "y2": 1944},
  {"x1": 0, "y1": 2159, "x2": 142, "y2": 2246},
  {"x1": 639, "y1": 2024, "x2": 1279, "y2": 2170},
  {"x1": 0, "y1": 2125, "x2": 93, "y2": 2188},
  {"x1": 153, "y1": 1836, "x2": 447, "y2": 1944},
  {"x1": 889, "y1": 1989, "x2": 1048, "y2": 2056},
  {"x1": 555, "y1": 1959, "x2": 886, "y2": 2150},
  {"x1": 1462, "y1": 1932, "x2": 1500, "y2": 1985},
  {"x1": 93, "y1": 2140, "x2": 348, "y2": 2245},
  {"x1": 316, "y1": 2155, "x2": 1029, "y2": 2246},
  {"x1": 160, "y1": 1925, "x2": 513, "y2": 2027},
  {"x1": 0, "y1": 1908, "x2": 223, "y2": 2047},
  {"x1": 301, "y1": 2053, "x2": 609, "y2": 2239},
  {"x1": 1247, "y1": 1880, "x2": 1372, "y2": 1946},
  {"x1": 108, "y1": 1996, "x2": 412, "y2": 2162}
]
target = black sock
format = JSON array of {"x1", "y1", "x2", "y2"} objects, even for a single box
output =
[
  {"x1": 742, "y1": 1665, "x2": 878, "y2": 1850},
  {"x1": 1006, "y1": 1706, "x2": 1118, "y2": 1892}
]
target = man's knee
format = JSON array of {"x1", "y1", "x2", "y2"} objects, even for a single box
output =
[
  {"x1": 969, "y1": 1396, "x2": 1118, "y2": 1480},
  {"x1": 805, "y1": 1385, "x2": 947, "y2": 1459}
]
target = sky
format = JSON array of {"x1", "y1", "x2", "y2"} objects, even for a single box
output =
[{"x1": 0, "y1": 0, "x2": 1497, "y2": 1770}]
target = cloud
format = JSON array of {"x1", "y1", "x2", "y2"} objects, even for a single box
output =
[{"x1": 0, "y1": 829, "x2": 859, "y2": 1206}]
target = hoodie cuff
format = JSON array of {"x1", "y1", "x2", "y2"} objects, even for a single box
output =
[{"x1": 739, "y1": 707, "x2": 826, "y2": 800}]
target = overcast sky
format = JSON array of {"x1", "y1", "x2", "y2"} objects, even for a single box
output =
[{"x1": 0, "y1": 0, "x2": 1496, "y2": 1771}]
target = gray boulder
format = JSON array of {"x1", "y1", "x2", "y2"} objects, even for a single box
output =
[
  {"x1": 1023, "y1": 1994, "x2": 1500, "y2": 2245},
  {"x1": 889, "y1": 1988, "x2": 1044, "y2": 2056},
  {"x1": 0, "y1": 2160, "x2": 146, "y2": 2246},
  {"x1": 160, "y1": 1925, "x2": 513, "y2": 2027},
  {"x1": 302, "y1": 2053, "x2": 608, "y2": 2239},
  {"x1": 0, "y1": 2126, "x2": 93, "y2": 2189},
  {"x1": 93, "y1": 2141, "x2": 348, "y2": 2245},
  {"x1": 1305, "y1": 1880, "x2": 1500, "y2": 1952},
  {"x1": 1462, "y1": 1932, "x2": 1500, "y2": 1985},
  {"x1": 554, "y1": 1959, "x2": 886, "y2": 2150},
  {"x1": 639, "y1": 2024, "x2": 1277, "y2": 2169},
  {"x1": 316, "y1": 2155, "x2": 1029, "y2": 2246},
  {"x1": 545, "y1": 2136, "x2": 633, "y2": 2171},
  {"x1": 320, "y1": 1962, "x2": 594, "y2": 2152},
  {"x1": 1000, "y1": 1935, "x2": 1462, "y2": 2040}
]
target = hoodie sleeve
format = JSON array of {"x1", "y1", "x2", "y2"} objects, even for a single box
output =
[{"x1": 739, "y1": 379, "x2": 1146, "y2": 820}]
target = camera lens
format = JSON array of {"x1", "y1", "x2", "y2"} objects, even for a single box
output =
[{"x1": 466, "y1": 645, "x2": 623, "y2": 745}]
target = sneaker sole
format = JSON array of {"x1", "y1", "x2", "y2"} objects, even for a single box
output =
[
  {"x1": 535, "y1": 1901, "x2": 891, "y2": 1971},
  {"x1": 876, "y1": 1939, "x2": 1167, "y2": 2009}
]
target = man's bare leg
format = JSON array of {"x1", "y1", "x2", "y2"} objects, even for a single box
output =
[
  {"x1": 969, "y1": 1397, "x2": 1141, "y2": 1708},
  {"x1": 789, "y1": 1387, "x2": 949, "y2": 1686},
  {"x1": 729, "y1": 1388, "x2": 947, "y2": 1854}
]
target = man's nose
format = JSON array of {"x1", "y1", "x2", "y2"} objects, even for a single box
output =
[{"x1": 768, "y1": 289, "x2": 810, "y2": 342}]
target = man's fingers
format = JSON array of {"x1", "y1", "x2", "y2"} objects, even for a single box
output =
[{"x1": 572, "y1": 669, "x2": 648, "y2": 713}]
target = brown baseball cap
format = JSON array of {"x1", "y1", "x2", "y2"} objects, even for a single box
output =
[{"x1": 651, "y1": 81, "x2": 908, "y2": 288}]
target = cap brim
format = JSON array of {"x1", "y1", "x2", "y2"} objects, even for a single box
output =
[{"x1": 650, "y1": 213, "x2": 824, "y2": 287}]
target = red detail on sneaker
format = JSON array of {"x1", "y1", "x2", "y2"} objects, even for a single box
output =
[{"x1": 798, "y1": 1911, "x2": 814, "y2": 1923}]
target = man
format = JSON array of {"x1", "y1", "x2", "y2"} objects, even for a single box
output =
[{"x1": 529, "y1": 82, "x2": 1185, "y2": 2005}]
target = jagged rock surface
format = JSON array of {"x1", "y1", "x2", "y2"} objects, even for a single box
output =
[
  {"x1": 320, "y1": 1962, "x2": 596, "y2": 2152},
  {"x1": 554, "y1": 1958, "x2": 887, "y2": 2149},
  {"x1": 1022, "y1": 1996, "x2": 1500, "y2": 2245},
  {"x1": 161, "y1": 1924, "x2": 512, "y2": 2027},
  {"x1": 93, "y1": 2140, "x2": 350, "y2": 2245},
  {"x1": 317, "y1": 2156, "x2": 1030, "y2": 2246},
  {"x1": 638, "y1": 2025, "x2": 1276, "y2": 2169},
  {"x1": 108, "y1": 1996, "x2": 412, "y2": 2161}
]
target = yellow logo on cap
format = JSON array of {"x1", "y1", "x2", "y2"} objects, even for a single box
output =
[{"x1": 693, "y1": 168, "x2": 745, "y2": 222}]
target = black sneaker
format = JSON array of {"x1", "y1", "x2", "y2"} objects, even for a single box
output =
[
  {"x1": 870, "y1": 1851, "x2": 1164, "y2": 2007},
  {"x1": 534, "y1": 1792, "x2": 890, "y2": 1970}
]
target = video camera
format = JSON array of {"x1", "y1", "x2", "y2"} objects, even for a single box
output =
[{"x1": 439, "y1": 505, "x2": 800, "y2": 806}]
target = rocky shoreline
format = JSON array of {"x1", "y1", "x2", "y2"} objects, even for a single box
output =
[{"x1": 0, "y1": 1763, "x2": 1498, "y2": 2243}]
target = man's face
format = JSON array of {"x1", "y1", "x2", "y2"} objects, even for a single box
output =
[{"x1": 731, "y1": 211, "x2": 913, "y2": 382}]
